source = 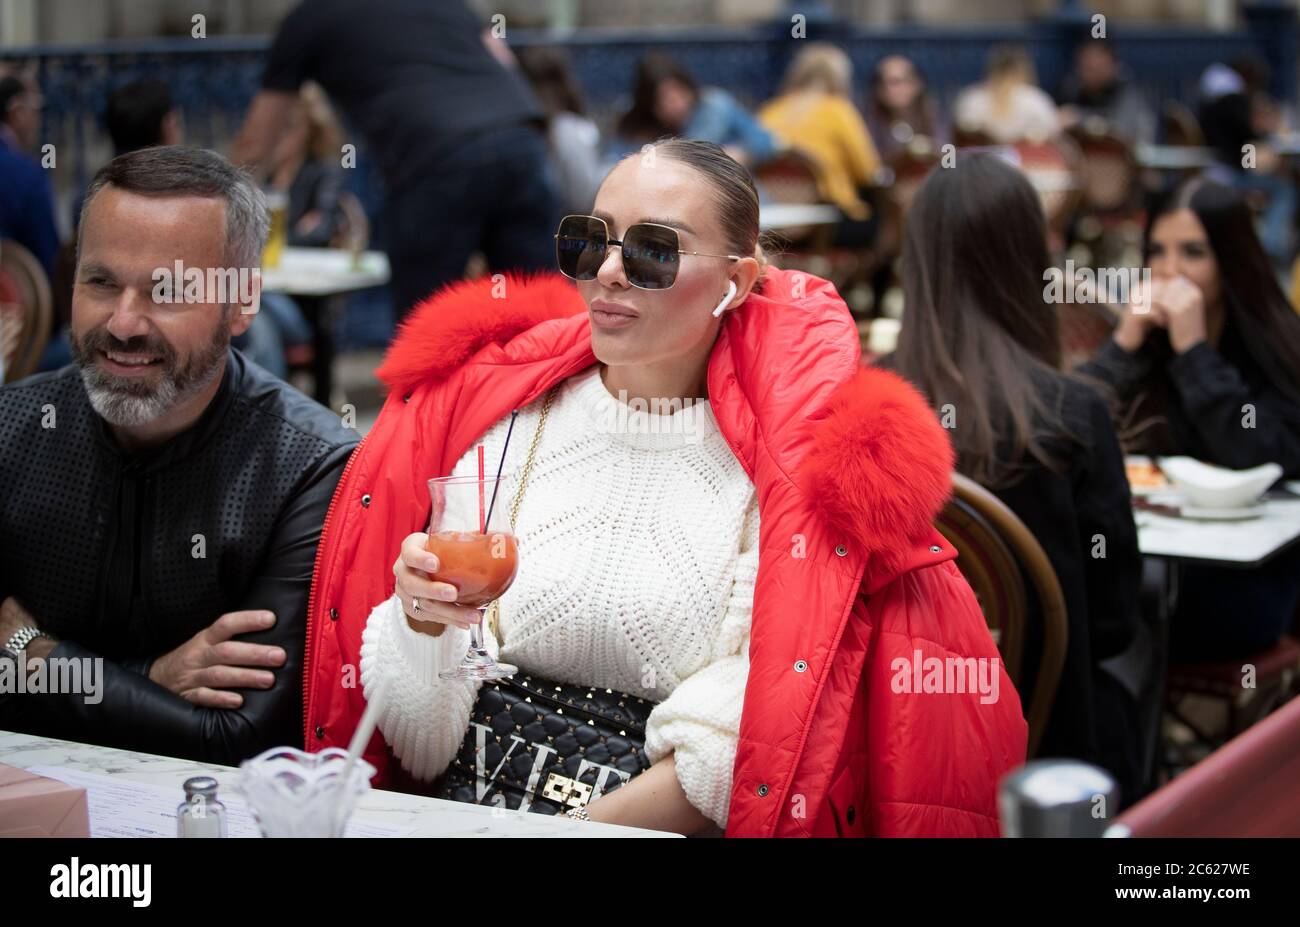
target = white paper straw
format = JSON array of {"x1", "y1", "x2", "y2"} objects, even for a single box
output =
[{"x1": 341, "y1": 677, "x2": 388, "y2": 786}]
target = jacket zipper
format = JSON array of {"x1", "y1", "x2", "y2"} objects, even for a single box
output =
[{"x1": 301, "y1": 433, "x2": 367, "y2": 748}]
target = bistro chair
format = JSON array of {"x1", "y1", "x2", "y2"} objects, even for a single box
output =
[
  {"x1": 935, "y1": 473, "x2": 1069, "y2": 759},
  {"x1": 0, "y1": 239, "x2": 53, "y2": 383}
]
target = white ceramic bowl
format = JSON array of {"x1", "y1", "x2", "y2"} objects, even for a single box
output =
[{"x1": 1159, "y1": 456, "x2": 1283, "y2": 509}]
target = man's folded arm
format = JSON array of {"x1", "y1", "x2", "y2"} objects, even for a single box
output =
[{"x1": 0, "y1": 443, "x2": 353, "y2": 765}]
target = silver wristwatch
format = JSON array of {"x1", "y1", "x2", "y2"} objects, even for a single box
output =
[{"x1": 2, "y1": 626, "x2": 50, "y2": 658}]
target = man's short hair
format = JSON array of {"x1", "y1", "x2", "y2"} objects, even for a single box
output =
[
  {"x1": 78, "y1": 146, "x2": 268, "y2": 270},
  {"x1": 105, "y1": 78, "x2": 174, "y2": 154}
]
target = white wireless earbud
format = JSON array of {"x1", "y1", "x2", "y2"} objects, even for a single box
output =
[{"x1": 712, "y1": 280, "x2": 738, "y2": 318}]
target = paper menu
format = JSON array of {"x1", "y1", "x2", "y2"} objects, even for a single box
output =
[{"x1": 26, "y1": 765, "x2": 414, "y2": 838}]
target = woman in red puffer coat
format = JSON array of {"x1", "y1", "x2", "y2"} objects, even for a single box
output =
[{"x1": 303, "y1": 139, "x2": 1026, "y2": 836}]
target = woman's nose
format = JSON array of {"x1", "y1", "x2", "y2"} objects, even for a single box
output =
[
  {"x1": 596, "y1": 242, "x2": 628, "y2": 287},
  {"x1": 1150, "y1": 256, "x2": 1175, "y2": 279}
]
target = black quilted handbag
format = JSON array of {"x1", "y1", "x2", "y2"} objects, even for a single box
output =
[
  {"x1": 431, "y1": 674, "x2": 658, "y2": 813},
  {"x1": 430, "y1": 385, "x2": 660, "y2": 814}
]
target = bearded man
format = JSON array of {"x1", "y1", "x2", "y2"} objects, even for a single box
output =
[{"x1": 0, "y1": 146, "x2": 357, "y2": 763}]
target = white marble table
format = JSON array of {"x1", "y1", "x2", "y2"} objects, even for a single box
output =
[
  {"x1": 1134, "y1": 494, "x2": 1300, "y2": 567},
  {"x1": 260, "y1": 247, "x2": 390, "y2": 298},
  {"x1": 258, "y1": 246, "x2": 391, "y2": 403},
  {"x1": 0, "y1": 731, "x2": 678, "y2": 839},
  {"x1": 1135, "y1": 144, "x2": 1216, "y2": 171},
  {"x1": 759, "y1": 202, "x2": 841, "y2": 231}
]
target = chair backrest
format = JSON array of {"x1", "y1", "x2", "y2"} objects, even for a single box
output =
[
  {"x1": 1014, "y1": 137, "x2": 1083, "y2": 240},
  {"x1": 935, "y1": 473, "x2": 1069, "y2": 758},
  {"x1": 0, "y1": 239, "x2": 53, "y2": 383},
  {"x1": 885, "y1": 145, "x2": 940, "y2": 218},
  {"x1": 1115, "y1": 694, "x2": 1300, "y2": 836},
  {"x1": 953, "y1": 126, "x2": 997, "y2": 149},
  {"x1": 1066, "y1": 124, "x2": 1140, "y2": 215},
  {"x1": 753, "y1": 149, "x2": 824, "y2": 245}
]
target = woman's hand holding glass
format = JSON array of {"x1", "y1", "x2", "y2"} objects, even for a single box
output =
[{"x1": 393, "y1": 532, "x2": 480, "y2": 635}]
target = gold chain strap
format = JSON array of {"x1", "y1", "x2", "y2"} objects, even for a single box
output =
[{"x1": 486, "y1": 384, "x2": 560, "y2": 644}]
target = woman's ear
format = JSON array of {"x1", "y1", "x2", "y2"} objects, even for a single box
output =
[{"x1": 726, "y1": 256, "x2": 763, "y2": 310}]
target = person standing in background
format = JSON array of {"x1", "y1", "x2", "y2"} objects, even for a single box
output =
[{"x1": 233, "y1": 0, "x2": 557, "y2": 319}]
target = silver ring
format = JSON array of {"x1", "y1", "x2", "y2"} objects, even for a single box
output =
[{"x1": 411, "y1": 597, "x2": 422, "y2": 612}]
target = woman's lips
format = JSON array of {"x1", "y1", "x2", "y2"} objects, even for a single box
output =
[{"x1": 590, "y1": 300, "x2": 638, "y2": 331}]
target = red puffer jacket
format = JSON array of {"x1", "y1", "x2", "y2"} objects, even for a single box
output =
[{"x1": 303, "y1": 268, "x2": 1027, "y2": 836}]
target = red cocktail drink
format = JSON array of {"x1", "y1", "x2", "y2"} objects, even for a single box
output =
[
  {"x1": 425, "y1": 472, "x2": 521, "y2": 680},
  {"x1": 424, "y1": 530, "x2": 519, "y2": 607}
]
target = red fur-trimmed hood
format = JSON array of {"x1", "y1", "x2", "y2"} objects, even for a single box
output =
[
  {"x1": 375, "y1": 270, "x2": 954, "y2": 578},
  {"x1": 376, "y1": 273, "x2": 587, "y2": 396}
]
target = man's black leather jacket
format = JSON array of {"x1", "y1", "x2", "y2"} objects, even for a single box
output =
[{"x1": 0, "y1": 349, "x2": 357, "y2": 764}]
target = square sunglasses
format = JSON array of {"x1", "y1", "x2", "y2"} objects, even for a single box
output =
[{"x1": 554, "y1": 214, "x2": 741, "y2": 290}]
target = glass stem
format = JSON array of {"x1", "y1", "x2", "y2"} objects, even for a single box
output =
[{"x1": 469, "y1": 605, "x2": 490, "y2": 655}]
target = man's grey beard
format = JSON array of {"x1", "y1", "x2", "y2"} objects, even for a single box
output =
[{"x1": 74, "y1": 323, "x2": 230, "y2": 428}]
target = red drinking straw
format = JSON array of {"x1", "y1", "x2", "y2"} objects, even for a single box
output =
[{"x1": 477, "y1": 444, "x2": 486, "y2": 534}]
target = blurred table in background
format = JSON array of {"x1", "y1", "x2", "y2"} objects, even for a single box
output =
[
  {"x1": 759, "y1": 202, "x2": 841, "y2": 232},
  {"x1": 1135, "y1": 144, "x2": 1216, "y2": 172},
  {"x1": 261, "y1": 248, "x2": 390, "y2": 405}
]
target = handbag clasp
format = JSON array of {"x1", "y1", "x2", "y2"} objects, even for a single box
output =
[{"x1": 542, "y1": 772, "x2": 593, "y2": 808}]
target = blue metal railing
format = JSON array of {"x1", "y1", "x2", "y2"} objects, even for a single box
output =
[
  {"x1": 2, "y1": 14, "x2": 1290, "y2": 346},
  {"x1": 0, "y1": 21, "x2": 1284, "y2": 197}
]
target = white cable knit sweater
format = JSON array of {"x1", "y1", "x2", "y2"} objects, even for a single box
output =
[{"x1": 359, "y1": 366, "x2": 759, "y2": 828}]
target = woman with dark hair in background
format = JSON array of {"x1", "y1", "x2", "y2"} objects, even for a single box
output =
[
  {"x1": 516, "y1": 46, "x2": 605, "y2": 217},
  {"x1": 866, "y1": 54, "x2": 949, "y2": 162},
  {"x1": 1079, "y1": 178, "x2": 1300, "y2": 660},
  {"x1": 611, "y1": 52, "x2": 777, "y2": 167},
  {"x1": 892, "y1": 152, "x2": 1143, "y2": 797}
]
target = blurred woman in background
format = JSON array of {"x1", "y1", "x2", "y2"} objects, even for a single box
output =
[
  {"x1": 611, "y1": 53, "x2": 777, "y2": 167},
  {"x1": 954, "y1": 45, "x2": 1060, "y2": 144},
  {"x1": 516, "y1": 46, "x2": 605, "y2": 217},
  {"x1": 267, "y1": 82, "x2": 346, "y2": 248},
  {"x1": 892, "y1": 152, "x2": 1143, "y2": 796},
  {"x1": 759, "y1": 43, "x2": 881, "y2": 247},
  {"x1": 245, "y1": 81, "x2": 346, "y2": 374},
  {"x1": 1079, "y1": 178, "x2": 1300, "y2": 660},
  {"x1": 866, "y1": 54, "x2": 949, "y2": 162}
]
